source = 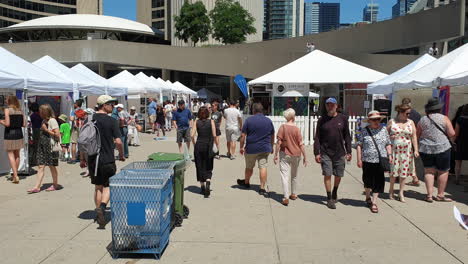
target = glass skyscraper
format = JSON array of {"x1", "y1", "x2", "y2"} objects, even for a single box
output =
[
  {"x1": 363, "y1": 3, "x2": 379, "y2": 23},
  {"x1": 304, "y1": 2, "x2": 340, "y2": 35},
  {"x1": 392, "y1": 0, "x2": 418, "y2": 18},
  {"x1": 266, "y1": 0, "x2": 304, "y2": 40}
]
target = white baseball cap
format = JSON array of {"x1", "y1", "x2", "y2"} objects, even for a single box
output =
[
  {"x1": 130, "y1": 106, "x2": 136, "y2": 110},
  {"x1": 115, "y1": 104, "x2": 124, "y2": 109},
  {"x1": 97, "y1": 95, "x2": 117, "y2": 105}
]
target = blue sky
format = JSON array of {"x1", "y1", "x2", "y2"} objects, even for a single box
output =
[{"x1": 104, "y1": 0, "x2": 393, "y2": 24}]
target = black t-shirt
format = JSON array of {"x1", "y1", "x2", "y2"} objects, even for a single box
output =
[
  {"x1": 313, "y1": 113, "x2": 352, "y2": 161},
  {"x1": 93, "y1": 113, "x2": 121, "y2": 164}
]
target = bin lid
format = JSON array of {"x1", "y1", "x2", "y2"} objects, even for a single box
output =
[{"x1": 148, "y1": 152, "x2": 185, "y2": 162}]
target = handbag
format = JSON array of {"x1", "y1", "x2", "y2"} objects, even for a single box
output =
[
  {"x1": 50, "y1": 135, "x2": 61, "y2": 152},
  {"x1": 366, "y1": 127, "x2": 391, "y2": 172},
  {"x1": 427, "y1": 115, "x2": 456, "y2": 149}
]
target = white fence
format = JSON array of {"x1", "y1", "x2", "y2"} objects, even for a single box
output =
[{"x1": 243, "y1": 115, "x2": 364, "y2": 146}]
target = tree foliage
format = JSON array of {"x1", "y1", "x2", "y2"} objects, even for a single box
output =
[
  {"x1": 174, "y1": 1, "x2": 211, "y2": 46},
  {"x1": 210, "y1": 0, "x2": 256, "y2": 45}
]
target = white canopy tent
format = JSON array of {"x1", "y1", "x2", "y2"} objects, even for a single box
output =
[
  {"x1": 71, "y1": 63, "x2": 127, "y2": 96},
  {"x1": 394, "y1": 43, "x2": 468, "y2": 89},
  {"x1": 0, "y1": 47, "x2": 73, "y2": 92},
  {"x1": 278, "y1": 91, "x2": 320, "y2": 97},
  {"x1": 249, "y1": 49, "x2": 387, "y2": 85},
  {"x1": 135, "y1": 72, "x2": 162, "y2": 94},
  {"x1": 109, "y1": 70, "x2": 147, "y2": 96},
  {"x1": 33, "y1": 56, "x2": 106, "y2": 98},
  {"x1": 149, "y1": 76, "x2": 171, "y2": 102},
  {"x1": 367, "y1": 54, "x2": 436, "y2": 94},
  {"x1": 174, "y1": 81, "x2": 197, "y2": 95}
]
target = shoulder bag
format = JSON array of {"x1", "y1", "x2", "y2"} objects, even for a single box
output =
[
  {"x1": 366, "y1": 127, "x2": 391, "y2": 172},
  {"x1": 427, "y1": 115, "x2": 456, "y2": 149}
]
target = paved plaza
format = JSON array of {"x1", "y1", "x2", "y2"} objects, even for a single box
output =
[{"x1": 0, "y1": 131, "x2": 467, "y2": 264}]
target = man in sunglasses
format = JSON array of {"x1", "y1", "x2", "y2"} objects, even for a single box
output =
[
  {"x1": 82, "y1": 95, "x2": 125, "y2": 228},
  {"x1": 314, "y1": 97, "x2": 352, "y2": 209}
]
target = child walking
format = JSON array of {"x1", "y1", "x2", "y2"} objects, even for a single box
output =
[{"x1": 58, "y1": 114, "x2": 71, "y2": 161}]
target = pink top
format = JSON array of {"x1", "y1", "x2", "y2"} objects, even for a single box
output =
[{"x1": 277, "y1": 124, "x2": 303, "y2": 157}]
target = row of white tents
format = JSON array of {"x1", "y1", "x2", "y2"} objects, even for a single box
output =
[{"x1": 0, "y1": 47, "x2": 197, "y2": 102}]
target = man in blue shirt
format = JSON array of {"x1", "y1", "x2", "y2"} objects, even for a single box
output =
[
  {"x1": 237, "y1": 103, "x2": 275, "y2": 195},
  {"x1": 147, "y1": 98, "x2": 157, "y2": 133},
  {"x1": 172, "y1": 100, "x2": 193, "y2": 153}
]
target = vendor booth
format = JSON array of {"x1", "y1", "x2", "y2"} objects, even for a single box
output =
[
  {"x1": 71, "y1": 63, "x2": 128, "y2": 96},
  {"x1": 0, "y1": 47, "x2": 73, "y2": 175},
  {"x1": 249, "y1": 49, "x2": 387, "y2": 116}
]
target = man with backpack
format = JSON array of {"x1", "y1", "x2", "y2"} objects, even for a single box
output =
[{"x1": 79, "y1": 95, "x2": 124, "y2": 228}]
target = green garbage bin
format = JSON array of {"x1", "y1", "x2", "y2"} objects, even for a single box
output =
[{"x1": 148, "y1": 152, "x2": 190, "y2": 226}]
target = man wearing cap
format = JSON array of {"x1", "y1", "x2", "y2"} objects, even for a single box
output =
[
  {"x1": 172, "y1": 100, "x2": 193, "y2": 153},
  {"x1": 128, "y1": 106, "x2": 140, "y2": 146},
  {"x1": 148, "y1": 98, "x2": 157, "y2": 133},
  {"x1": 69, "y1": 99, "x2": 83, "y2": 164},
  {"x1": 314, "y1": 97, "x2": 352, "y2": 209},
  {"x1": 116, "y1": 104, "x2": 130, "y2": 159},
  {"x1": 81, "y1": 95, "x2": 124, "y2": 228}
]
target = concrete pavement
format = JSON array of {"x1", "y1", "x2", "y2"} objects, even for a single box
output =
[{"x1": 0, "y1": 131, "x2": 467, "y2": 264}]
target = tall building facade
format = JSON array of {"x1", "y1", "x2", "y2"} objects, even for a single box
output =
[
  {"x1": 266, "y1": 0, "x2": 304, "y2": 40},
  {"x1": 0, "y1": 0, "x2": 102, "y2": 28},
  {"x1": 392, "y1": 0, "x2": 417, "y2": 18},
  {"x1": 138, "y1": 0, "x2": 263, "y2": 46},
  {"x1": 304, "y1": 2, "x2": 319, "y2": 34},
  {"x1": 304, "y1": 2, "x2": 339, "y2": 35},
  {"x1": 362, "y1": 3, "x2": 379, "y2": 23}
]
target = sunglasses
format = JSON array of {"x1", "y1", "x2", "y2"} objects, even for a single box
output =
[{"x1": 369, "y1": 119, "x2": 380, "y2": 122}]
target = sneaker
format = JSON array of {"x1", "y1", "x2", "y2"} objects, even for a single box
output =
[
  {"x1": 282, "y1": 198, "x2": 289, "y2": 206},
  {"x1": 95, "y1": 208, "x2": 106, "y2": 228},
  {"x1": 327, "y1": 199, "x2": 336, "y2": 209},
  {"x1": 230, "y1": 155, "x2": 236, "y2": 160},
  {"x1": 237, "y1": 179, "x2": 250, "y2": 188}
]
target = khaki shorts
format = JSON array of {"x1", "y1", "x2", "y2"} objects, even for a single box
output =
[
  {"x1": 149, "y1": 115, "x2": 156, "y2": 124},
  {"x1": 71, "y1": 127, "x2": 79, "y2": 144},
  {"x1": 226, "y1": 128, "x2": 240, "y2": 142},
  {"x1": 245, "y1": 152, "x2": 270, "y2": 169}
]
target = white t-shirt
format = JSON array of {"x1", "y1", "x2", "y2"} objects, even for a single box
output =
[
  {"x1": 48, "y1": 118, "x2": 59, "y2": 131},
  {"x1": 224, "y1": 107, "x2": 242, "y2": 130},
  {"x1": 165, "y1": 104, "x2": 174, "y2": 117},
  {"x1": 428, "y1": 47, "x2": 439, "y2": 56}
]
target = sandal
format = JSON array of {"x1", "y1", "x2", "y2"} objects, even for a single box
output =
[
  {"x1": 45, "y1": 185, "x2": 58, "y2": 192},
  {"x1": 425, "y1": 196, "x2": 434, "y2": 203},
  {"x1": 12, "y1": 177, "x2": 20, "y2": 184},
  {"x1": 365, "y1": 198, "x2": 372, "y2": 208},
  {"x1": 406, "y1": 180, "x2": 421, "y2": 187},
  {"x1": 434, "y1": 196, "x2": 453, "y2": 202},
  {"x1": 289, "y1": 194, "x2": 298, "y2": 200},
  {"x1": 27, "y1": 188, "x2": 41, "y2": 194},
  {"x1": 370, "y1": 204, "x2": 379, "y2": 213}
]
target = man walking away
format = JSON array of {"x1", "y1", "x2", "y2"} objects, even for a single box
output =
[
  {"x1": 116, "y1": 104, "x2": 130, "y2": 158},
  {"x1": 237, "y1": 103, "x2": 275, "y2": 195},
  {"x1": 224, "y1": 100, "x2": 243, "y2": 160},
  {"x1": 313, "y1": 97, "x2": 352, "y2": 209},
  {"x1": 69, "y1": 99, "x2": 83, "y2": 164},
  {"x1": 172, "y1": 100, "x2": 193, "y2": 153},
  {"x1": 80, "y1": 95, "x2": 124, "y2": 228},
  {"x1": 148, "y1": 98, "x2": 157, "y2": 133}
]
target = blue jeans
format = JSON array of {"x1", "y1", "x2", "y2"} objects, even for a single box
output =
[{"x1": 120, "y1": 127, "x2": 129, "y2": 157}]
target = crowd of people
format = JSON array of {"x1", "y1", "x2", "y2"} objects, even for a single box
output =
[{"x1": 1, "y1": 92, "x2": 467, "y2": 229}]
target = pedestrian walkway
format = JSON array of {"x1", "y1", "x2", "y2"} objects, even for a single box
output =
[{"x1": 0, "y1": 131, "x2": 467, "y2": 264}]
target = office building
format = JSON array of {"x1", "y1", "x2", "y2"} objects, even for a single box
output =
[
  {"x1": 137, "y1": 0, "x2": 263, "y2": 46},
  {"x1": 0, "y1": 0, "x2": 102, "y2": 28},
  {"x1": 363, "y1": 3, "x2": 379, "y2": 23},
  {"x1": 266, "y1": 0, "x2": 304, "y2": 40},
  {"x1": 392, "y1": 0, "x2": 418, "y2": 18},
  {"x1": 304, "y1": 2, "x2": 339, "y2": 35}
]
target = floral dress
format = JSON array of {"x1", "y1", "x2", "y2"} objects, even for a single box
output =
[{"x1": 389, "y1": 119, "x2": 414, "y2": 178}]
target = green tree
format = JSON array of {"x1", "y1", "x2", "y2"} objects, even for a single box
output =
[
  {"x1": 174, "y1": 1, "x2": 211, "y2": 46},
  {"x1": 210, "y1": 0, "x2": 256, "y2": 45}
]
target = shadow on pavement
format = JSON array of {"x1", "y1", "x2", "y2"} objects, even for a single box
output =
[
  {"x1": 298, "y1": 194, "x2": 327, "y2": 206},
  {"x1": 184, "y1": 185, "x2": 202, "y2": 194},
  {"x1": 106, "y1": 241, "x2": 169, "y2": 260},
  {"x1": 339, "y1": 198, "x2": 367, "y2": 207}
]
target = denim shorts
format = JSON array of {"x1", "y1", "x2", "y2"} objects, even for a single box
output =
[{"x1": 420, "y1": 149, "x2": 451, "y2": 172}]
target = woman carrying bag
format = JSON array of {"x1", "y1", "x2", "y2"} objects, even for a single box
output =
[
  {"x1": 357, "y1": 111, "x2": 392, "y2": 213},
  {"x1": 28, "y1": 104, "x2": 61, "y2": 194}
]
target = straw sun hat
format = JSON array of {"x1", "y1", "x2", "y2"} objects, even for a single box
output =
[{"x1": 364, "y1": 110, "x2": 385, "y2": 122}]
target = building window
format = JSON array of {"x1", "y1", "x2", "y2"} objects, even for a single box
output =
[
  {"x1": 0, "y1": 18, "x2": 15, "y2": 27},
  {"x1": 152, "y1": 21, "x2": 165, "y2": 30},
  {"x1": 0, "y1": 7, "x2": 45, "y2": 20},
  {"x1": 152, "y1": 0, "x2": 164, "y2": 8},
  {"x1": 152, "y1": 9, "x2": 164, "y2": 19},
  {"x1": 0, "y1": 0, "x2": 77, "y2": 14}
]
